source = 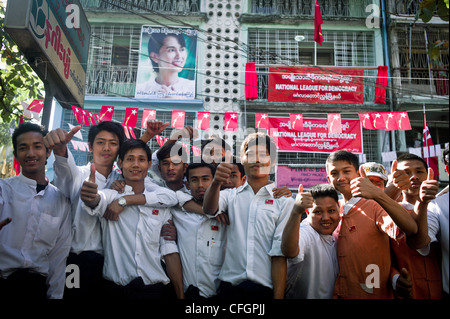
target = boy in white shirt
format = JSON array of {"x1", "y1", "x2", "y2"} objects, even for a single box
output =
[
  {"x1": 203, "y1": 132, "x2": 294, "y2": 299},
  {"x1": 80, "y1": 139, "x2": 184, "y2": 299},
  {"x1": 281, "y1": 183, "x2": 340, "y2": 299},
  {"x1": 0, "y1": 122, "x2": 71, "y2": 299}
]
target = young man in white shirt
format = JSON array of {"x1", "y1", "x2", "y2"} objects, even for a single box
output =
[
  {"x1": 44, "y1": 121, "x2": 177, "y2": 298},
  {"x1": 203, "y1": 132, "x2": 295, "y2": 299},
  {"x1": 281, "y1": 183, "x2": 340, "y2": 299},
  {"x1": 80, "y1": 139, "x2": 184, "y2": 299},
  {"x1": 0, "y1": 122, "x2": 72, "y2": 299}
]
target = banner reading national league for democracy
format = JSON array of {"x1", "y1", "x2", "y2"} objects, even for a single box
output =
[{"x1": 268, "y1": 67, "x2": 364, "y2": 104}]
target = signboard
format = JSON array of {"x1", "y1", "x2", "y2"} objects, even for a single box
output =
[
  {"x1": 269, "y1": 117, "x2": 363, "y2": 154},
  {"x1": 5, "y1": 0, "x2": 90, "y2": 108},
  {"x1": 135, "y1": 26, "x2": 198, "y2": 99},
  {"x1": 277, "y1": 166, "x2": 328, "y2": 190},
  {"x1": 268, "y1": 67, "x2": 364, "y2": 104}
]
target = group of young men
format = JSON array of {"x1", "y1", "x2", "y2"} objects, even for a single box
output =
[{"x1": 0, "y1": 119, "x2": 448, "y2": 300}]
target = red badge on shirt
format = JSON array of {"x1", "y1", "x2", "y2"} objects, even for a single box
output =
[
  {"x1": 211, "y1": 225, "x2": 219, "y2": 231},
  {"x1": 348, "y1": 225, "x2": 357, "y2": 232},
  {"x1": 265, "y1": 199, "x2": 274, "y2": 205},
  {"x1": 152, "y1": 209, "x2": 159, "y2": 215}
]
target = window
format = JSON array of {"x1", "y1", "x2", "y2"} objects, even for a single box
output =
[{"x1": 112, "y1": 36, "x2": 130, "y2": 66}]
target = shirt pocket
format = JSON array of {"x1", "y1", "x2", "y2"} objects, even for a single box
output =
[
  {"x1": 142, "y1": 215, "x2": 163, "y2": 246},
  {"x1": 255, "y1": 207, "x2": 279, "y2": 235},
  {"x1": 209, "y1": 240, "x2": 225, "y2": 266},
  {"x1": 34, "y1": 213, "x2": 61, "y2": 247}
]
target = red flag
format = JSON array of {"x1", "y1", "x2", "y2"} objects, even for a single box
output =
[
  {"x1": 123, "y1": 107, "x2": 138, "y2": 127},
  {"x1": 87, "y1": 111, "x2": 97, "y2": 125},
  {"x1": 328, "y1": 113, "x2": 342, "y2": 134},
  {"x1": 290, "y1": 113, "x2": 304, "y2": 131},
  {"x1": 381, "y1": 112, "x2": 398, "y2": 131},
  {"x1": 123, "y1": 125, "x2": 130, "y2": 139},
  {"x1": 13, "y1": 116, "x2": 24, "y2": 176},
  {"x1": 255, "y1": 113, "x2": 269, "y2": 129},
  {"x1": 80, "y1": 109, "x2": 90, "y2": 126},
  {"x1": 245, "y1": 62, "x2": 258, "y2": 100},
  {"x1": 224, "y1": 112, "x2": 238, "y2": 131},
  {"x1": 141, "y1": 109, "x2": 156, "y2": 128},
  {"x1": 375, "y1": 66, "x2": 388, "y2": 104},
  {"x1": 371, "y1": 112, "x2": 385, "y2": 130},
  {"x1": 394, "y1": 111, "x2": 411, "y2": 131},
  {"x1": 423, "y1": 113, "x2": 439, "y2": 180},
  {"x1": 359, "y1": 113, "x2": 375, "y2": 130},
  {"x1": 197, "y1": 112, "x2": 210, "y2": 130},
  {"x1": 314, "y1": 0, "x2": 324, "y2": 46},
  {"x1": 71, "y1": 105, "x2": 83, "y2": 125},
  {"x1": 192, "y1": 145, "x2": 202, "y2": 156},
  {"x1": 171, "y1": 110, "x2": 186, "y2": 129},
  {"x1": 27, "y1": 99, "x2": 44, "y2": 113},
  {"x1": 99, "y1": 105, "x2": 114, "y2": 122},
  {"x1": 155, "y1": 135, "x2": 167, "y2": 147}
]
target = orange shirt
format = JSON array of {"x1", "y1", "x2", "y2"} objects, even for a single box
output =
[
  {"x1": 333, "y1": 198, "x2": 396, "y2": 299},
  {"x1": 390, "y1": 204, "x2": 442, "y2": 299}
]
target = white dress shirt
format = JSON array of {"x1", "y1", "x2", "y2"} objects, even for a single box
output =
[
  {"x1": 53, "y1": 150, "x2": 178, "y2": 255},
  {"x1": 82, "y1": 186, "x2": 178, "y2": 286},
  {"x1": 217, "y1": 182, "x2": 294, "y2": 288},
  {"x1": 171, "y1": 186, "x2": 226, "y2": 298},
  {"x1": 0, "y1": 174, "x2": 72, "y2": 298},
  {"x1": 421, "y1": 193, "x2": 449, "y2": 294},
  {"x1": 286, "y1": 219, "x2": 338, "y2": 299}
]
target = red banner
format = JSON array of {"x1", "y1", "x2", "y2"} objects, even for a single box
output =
[
  {"x1": 268, "y1": 117, "x2": 363, "y2": 153},
  {"x1": 268, "y1": 67, "x2": 364, "y2": 104}
]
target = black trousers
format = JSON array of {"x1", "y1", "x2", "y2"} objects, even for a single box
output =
[
  {"x1": 0, "y1": 269, "x2": 48, "y2": 299},
  {"x1": 103, "y1": 277, "x2": 174, "y2": 299},
  {"x1": 63, "y1": 251, "x2": 105, "y2": 299},
  {"x1": 218, "y1": 280, "x2": 273, "y2": 300}
]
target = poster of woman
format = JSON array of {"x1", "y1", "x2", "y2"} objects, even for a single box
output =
[{"x1": 135, "y1": 26, "x2": 198, "y2": 99}]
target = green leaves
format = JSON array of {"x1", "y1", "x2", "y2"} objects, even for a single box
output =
[
  {"x1": 417, "y1": 0, "x2": 449, "y2": 22},
  {"x1": 0, "y1": 3, "x2": 44, "y2": 125}
]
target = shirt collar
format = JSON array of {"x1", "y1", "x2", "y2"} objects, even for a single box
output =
[{"x1": 237, "y1": 181, "x2": 276, "y2": 196}]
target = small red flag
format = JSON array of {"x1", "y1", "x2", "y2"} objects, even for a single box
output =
[
  {"x1": 224, "y1": 112, "x2": 238, "y2": 131},
  {"x1": 371, "y1": 112, "x2": 385, "y2": 130},
  {"x1": 99, "y1": 106, "x2": 114, "y2": 122},
  {"x1": 171, "y1": 110, "x2": 186, "y2": 129},
  {"x1": 80, "y1": 109, "x2": 90, "y2": 126},
  {"x1": 327, "y1": 113, "x2": 342, "y2": 134},
  {"x1": 359, "y1": 113, "x2": 375, "y2": 130},
  {"x1": 245, "y1": 62, "x2": 258, "y2": 100},
  {"x1": 290, "y1": 113, "x2": 304, "y2": 131},
  {"x1": 314, "y1": 0, "x2": 324, "y2": 46},
  {"x1": 381, "y1": 112, "x2": 398, "y2": 131},
  {"x1": 87, "y1": 111, "x2": 97, "y2": 125},
  {"x1": 71, "y1": 105, "x2": 83, "y2": 125},
  {"x1": 141, "y1": 109, "x2": 156, "y2": 128},
  {"x1": 375, "y1": 66, "x2": 389, "y2": 104},
  {"x1": 394, "y1": 112, "x2": 412, "y2": 131},
  {"x1": 27, "y1": 100, "x2": 44, "y2": 113},
  {"x1": 255, "y1": 113, "x2": 269, "y2": 129},
  {"x1": 197, "y1": 112, "x2": 210, "y2": 130},
  {"x1": 123, "y1": 107, "x2": 138, "y2": 127},
  {"x1": 423, "y1": 114, "x2": 439, "y2": 180}
]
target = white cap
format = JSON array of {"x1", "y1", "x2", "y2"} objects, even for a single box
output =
[{"x1": 362, "y1": 162, "x2": 388, "y2": 181}]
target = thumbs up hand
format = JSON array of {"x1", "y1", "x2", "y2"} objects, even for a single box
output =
[
  {"x1": 419, "y1": 168, "x2": 439, "y2": 204},
  {"x1": 389, "y1": 160, "x2": 411, "y2": 191},
  {"x1": 395, "y1": 268, "x2": 412, "y2": 299},
  {"x1": 81, "y1": 163, "x2": 100, "y2": 208},
  {"x1": 212, "y1": 153, "x2": 234, "y2": 187},
  {"x1": 350, "y1": 165, "x2": 383, "y2": 199},
  {"x1": 293, "y1": 184, "x2": 314, "y2": 214},
  {"x1": 43, "y1": 126, "x2": 82, "y2": 157}
]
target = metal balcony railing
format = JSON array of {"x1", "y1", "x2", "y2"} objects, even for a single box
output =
[
  {"x1": 388, "y1": 0, "x2": 420, "y2": 16},
  {"x1": 249, "y1": 0, "x2": 375, "y2": 18},
  {"x1": 80, "y1": 0, "x2": 201, "y2": 13},
  {"x1": 85, "y1": 66, "x2": 138, "y2": 96}
]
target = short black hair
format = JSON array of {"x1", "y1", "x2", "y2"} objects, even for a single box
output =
[
  {"x1": 397, "y1": 153, "x2": 428, "y2": 171},
  {"x1": 156, "y1": 142, "x2": 189, "y2": 163},
  {"x1": 240, "y1": 132, "x2": 277, "y2": 163},
  {"x1": 326, "y1": 150, "x2": 359, "y2": 173},
  {"x1": 186, "y1": 162, "x2": 216, "y2": 181},
  {"x1": 309, "y1": 184, "x2": 339, "y2": 204},
  {"x1": 118, "y1": 139, "x2": 152, "y2": 162},
  {"x1": 88, "y1": 121, "x2": 125, "y2": 149},
  {"x1": 12, "y1": 122, "x2": 48, "y2": 152},
  {"x1": 231, "y1": 155, "x2": 245, "y2": 177},
  {"x1": 148, "y1": 33, "x2": 186, "y2": 73}
]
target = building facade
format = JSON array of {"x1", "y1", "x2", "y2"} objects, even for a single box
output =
[{"x1": 52, "y1": 0, "x2": 448, "y2": 186}]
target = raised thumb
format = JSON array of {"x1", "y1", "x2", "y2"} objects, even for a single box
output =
[
  {"x1": 401, "y1": 268, "x2": 410, "y2": 281},
  {"x1": 298, "y1": 184, "x2": 303, "y2": 193},
  {"x1": 391, "y1": 159, "x2": 398, "y2": 174},
  {"x1": 66, "y1": 125, "x2": 81, "y2": 142},
  {"x1": 359, "y1": 165, "x2": 367, "y2": 178},
  {"x1": 89, "y1": 163, "x2": 96, "y2": 183},
  {"x1": 427, "y1": 168, "x2": 434, "y2": 181}
]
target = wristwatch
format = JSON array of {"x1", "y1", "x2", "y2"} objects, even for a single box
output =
[{"x1": 118, "y1": 197, "x2": 127, "y2": 208}]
